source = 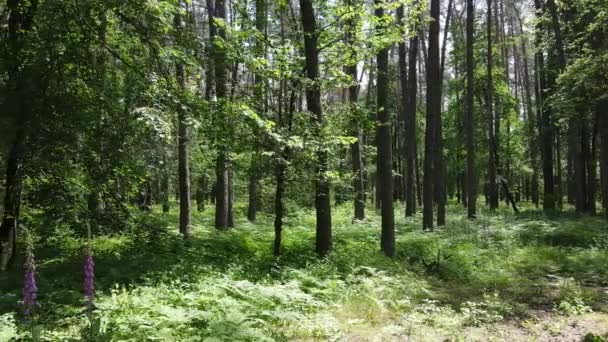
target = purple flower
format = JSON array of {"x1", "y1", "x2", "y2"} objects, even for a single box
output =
[
  {"x1": 84, "y1": 252, "x2": 95, "y2": 305},
  {"x1": 22, "y1": 253, "x2": 37, "y2": 317}
]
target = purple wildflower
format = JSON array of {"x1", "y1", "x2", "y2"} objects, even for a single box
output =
[
  {"x1": 84, "y1": 251, "x2": 95, "y2": 305},
  {"x1": 22, "y1": 252, "x2": 37, "y2": 317}
]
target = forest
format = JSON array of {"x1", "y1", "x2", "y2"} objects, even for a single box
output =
[{"x1": 0, "y1": 0, "x2": 607, "y2": 340}]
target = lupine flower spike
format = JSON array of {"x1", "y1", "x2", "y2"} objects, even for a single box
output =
[{"x1": 22, "y1": 232, "x2": 37, "y2": 317}]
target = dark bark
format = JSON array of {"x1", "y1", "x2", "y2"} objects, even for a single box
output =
[
  {"x1": 499, "y1": 177, "x2": 519, "y2": 213},
  {"x1": 213, "y1": 0, "x2": 233, "y2": 229},
  {"x1": 1, "y1": 0, "x2": 39, "y2": 271},
  {"x1": 300, "y1": 0, "x2": 332, "y2": 257},
  {"x1": 375, "y1": 0, "x2": 395, "y2": 256},
  {"x1": 348, "y1": 0, "x2": 365, "y2": 220},
  {"x1": 247, "y1": 0, "x2": 268, "y2": 222},
  {"x1": 599, "y1": 100, "x2": 608, "y2": 220},
  {"x1": 534, "y1": 0, "x2": 555, "y2": 211},
  {"x1": 175, "y1": 5, "x2": 192, "y2": 237},
  {"x1": 397, "y1": 4, "x2": 408, "y2": 212},
  {"x1": 435, "y1": 0, "x2": 453, "y2": 227},
  {"x1": 587, "y1": 116, "x2": 598, "y2": 214},
  {"x1": 487, "y1": 0, "x2": 498, "y2": 211},
  {"x1": 465, "y1": 0, "x2": 477, "y2": 218},
  {"x1": 423, "y1": 0, "x2": 440, "y2": 230},
  {"x1": 196, "y1": 175, "x2": 207, "y2": 212},
  {"x1": 514, "y1": 5, "x2": 539, "y2": 207},
  {"x1": 406, "y1": 25, "x2": 419, "y2": 217},
  {"x1": 161, "y1": 170, "x2": 170, "y2": 213},
  {"x1": 273, "y1": 160, "x2": 286, "y2": 256}
]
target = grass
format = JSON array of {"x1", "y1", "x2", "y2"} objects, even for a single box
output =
[{"x1": 1, "y1": 202, "x2": 608, "y2": 341}]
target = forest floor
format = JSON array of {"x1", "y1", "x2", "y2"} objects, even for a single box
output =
[{"x1": 1, "y1": 203, "x2": 608, "y2": 341}]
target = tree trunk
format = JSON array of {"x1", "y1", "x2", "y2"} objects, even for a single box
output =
[
  {"x1": 435, "y1": 0, "x2": 453, "y2": 227},
  {"x1": 465, "y1": 0, "x2": 477, "y2": 218},
  {"x1": 349, "y1": 0, "x2": 365, "y2": 221},
  {"x1": 247, "y1": 0, "x2": 268, "y2": 223},
  {"x1": 487, "y1": 0, "x2": 498, "y2": 211},
  {"x1": 514, "y1": 5, "x2": 539, "y2": 208},
  {"x1": 406, "y1": 25, "x2": 419, "y2": 217},
  {"x1": 423, "y1": 0, "x2": 440, "y2": 230},
  {"x1": 375, "y1": 0, "x2": 395, "y2": 256},
  {"x1": 1, "y1": 0, "x2": 39, "y2": 271},
  {"x1": 300, "y1": 0, "x2": 332, "y2": 257},
  {"x1": 196, "y1": 174, "x2": 207, "y2": 212},
  {"x1": 599, "y1": 100, "x2": 608, "y2": 220},
  {"x1": 213, "y1": 0, "x2": 233, "y2": 229},
  {"x1": 175, "y1": 5, "x2": 192, "y2": 237},
  {"x1": 587, "y1": 116, "x2": 598, "y2": 214},
  {"x1": 534, "y1": 0, "x2": 555, "y2": 211},
  {"x1": 0, "y1": 127, "x2": 26, "y2": 271}
]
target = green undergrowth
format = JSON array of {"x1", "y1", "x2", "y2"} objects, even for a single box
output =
[{"x1": 1, "y1": 203, "x2": 608, "y2": 340}]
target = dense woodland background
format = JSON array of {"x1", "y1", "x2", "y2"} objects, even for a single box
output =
[{"x1": 1, "y1": 0, "x2": 608, "y2": 340}]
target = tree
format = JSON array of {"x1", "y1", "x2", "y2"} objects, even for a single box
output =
[
  {"x1": 534, "y1": 0, "x2": 555, "y2": 211},
  {"x1": 405, "y1": 4, "x2": 419, "y2": 218},
  {"x1": 486, "y1": 0, "x2": 498, "y2": 211},
  {"x1": 175, "y1": 3, "x2": 192, "y2": 238},
  {"x1": 423, "y1": 0, "x2": 441, "y2": 230},
  {"x1": 601, "y1": 100, "x2": 608, "y2": 220},
  {"x1": 465, "y1": 0, "x2": 477, "y2": 219},
  {"x1": 300, "y1": 0, "x2": 332, "y2": 257},
  {"x1": 247, "y1": 0, "x2": 268, "y2": 223},
  {"x1": 435, "y1": 0, "x2": 453, "y2": 227},
  {"x1": 0, "y1": 0, "x2": 39, "y2": 271},
  {"x1": 348, "y1": 0, "x2": 365, "y2": 221},
  {"x1": 375, "y1": 0, "x2": 395, "y2": 256},
  {"x1": 213, "y1": 0, "x2": 234, "y2": 229}
]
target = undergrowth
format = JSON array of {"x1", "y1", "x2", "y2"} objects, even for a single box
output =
[{"x1": 1, "y1": 203, "x2": 607, "y2": 341}]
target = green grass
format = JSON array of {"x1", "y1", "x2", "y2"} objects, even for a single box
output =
[{"x1": 1, "y1": 203, "x2": 608, "y2": 341}]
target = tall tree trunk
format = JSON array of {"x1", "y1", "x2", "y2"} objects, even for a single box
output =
[
  {"x1": 175, "y1": 5, "x2": 192, "y2": 237},
  {"x1": 397, "y1": 4, "x2": 408, "y2": 215},
  {"x1": 599, "y1": 100, "x2": 608, "y2": 220},
  {"x1": 1, "y1": 0, "x2": 39, "y2": 271},
  {"x1": 515, "y1": 5, "x2": 539, "y2": 208},
  {"x1": 348, "y1": 0, "x2": 365, "y2": 220},
  {"x1": 534, "y1": 0, "x2": 555, "y2": 211},
  {"x1": 487, "y1": 0, "x2": 498, "y2": 211},
  {"x1": 587, "y1": 115, "x2": 598, "y2": 214},
  {"x1": 423, "y1": 0, "x2": 440, "y2": 230},
  {"x1": 435, "y1": 0, "x2": 452, "y2": 227},
  {"x1": 213, "y1": 0, "x2": 233, "y2": 229},
  {"x1": 375, "y1": 0, "x2": 395, "y2": 256},
  {"x1": 247, "y1": 0, "x2": 268, "y2": 222},
  {"x1": 406, "y1": 22, "x2": 419, "y2": 217},
  {"x1": 465, "y1": 0, "x2": 477, "y2": 218},
  {"x1": 300, "y1": 0, "x2": 332, "y2": 257}
]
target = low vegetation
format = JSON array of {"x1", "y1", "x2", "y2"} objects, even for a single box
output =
[{"x1": 1, "y1": 204, "x2": 607, "y2": 341}]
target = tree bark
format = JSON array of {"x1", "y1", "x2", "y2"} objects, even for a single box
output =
[
  {"x1": 175, "y1": 5, "x2": 192, "y2": 237},
  {"x1": 514, "y1": 4, "x2": 539, "y2": 208},
  {"x1": 487, "y1": 0, "x2": 498, "y2": 211},
  {"x1": 247, "y1": 0, "x2": 268, "y2": 223},
  {"x1": 599, "y1": 100, "x2": 608, "y2": 220},
  {"x1": 423, "y1": 0, "x2": 440, "y2": 230},
  {"x1": 348, "y1": 0, "x2": 365, "y2": 221},
  {"x1": 213, "y1": 0, "x2": 233, "y2": 229},
  {"x1": 0, "y1": 0, "x2": 39, "y2": 271},
  {"x1": 587, "y1": 116, "x2": 598, "y2": 214},
  {"x1": 406, "y1": 20, "x2": 419, "y2": 218},
  {"x1": 300, "y1": 0, "x2": 332, "y2": 257},
  {"x1": 375, "y1": 0, "x2": 395, "y2": 256},
  {"x1": 465, "y1": 0, "x2": 477, "y2": 218},
  {"x1": 534, "y1": 0, "x2": 555, "y2": 211}
]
